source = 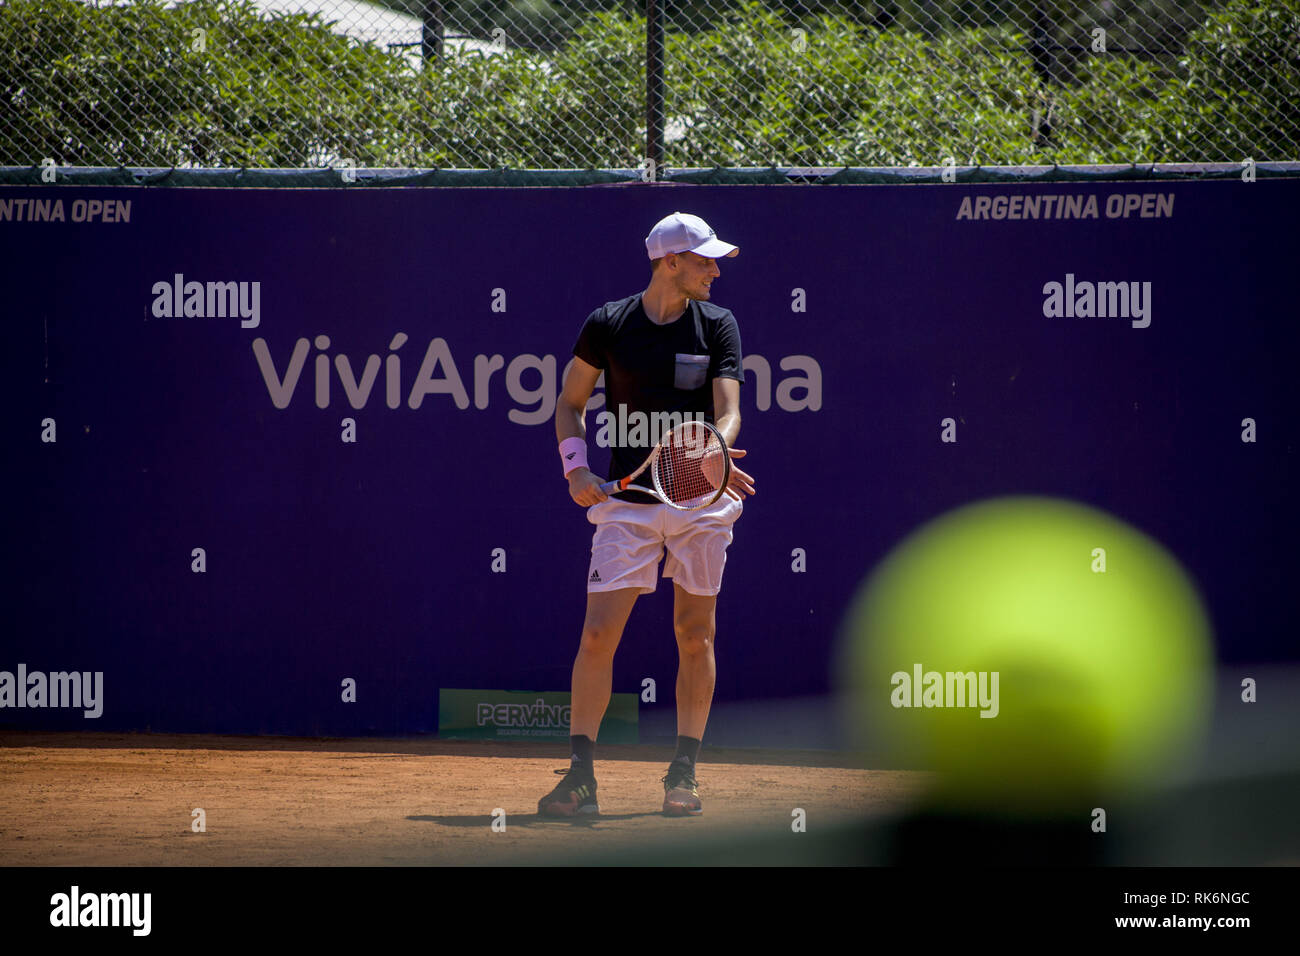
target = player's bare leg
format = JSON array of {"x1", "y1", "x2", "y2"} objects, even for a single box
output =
[
  {"x1": 672, "y1": 584, "x2": 717, "y2": 739},
  {"x1": 663, "y1": 583, "x2": 717, "y2": 815},
  {"x1": 538, "y1": 587, "x2": 639, "y2": 817},
  {"x1": 570, "y1": 587, "x2": 640, "y2": 738}
]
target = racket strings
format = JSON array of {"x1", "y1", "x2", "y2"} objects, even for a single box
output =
[{"x1": 654, "y1": 423, "x2": 726, "y2": 506}]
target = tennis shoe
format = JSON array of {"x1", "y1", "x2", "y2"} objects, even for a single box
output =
[
  {"x1": 538, "y1": 767, "x2": 599, "y2": 817},
  {"x1": 662, "y1": 760, "x2": 703, "y2": 816}
]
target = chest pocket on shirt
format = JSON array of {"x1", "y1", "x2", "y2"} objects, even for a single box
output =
[{"x1": 674, "y1": 353, "x2": 710, "y2": 390}]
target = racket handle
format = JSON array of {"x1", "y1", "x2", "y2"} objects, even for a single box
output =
[{"x1": 597, "y1": 480, "x2": 620, "y2": 495}]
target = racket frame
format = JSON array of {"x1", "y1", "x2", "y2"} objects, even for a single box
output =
[{"x1": 597, "y1": 420, "x2": 730, "y2": 511}]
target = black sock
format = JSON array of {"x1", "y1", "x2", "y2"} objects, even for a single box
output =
[
  {"x1": 570, "y1": 735, "x2": 595, "y2": 777},
  {"x1": 673, "y1": 735, "x2": 701, "y2": 767}
]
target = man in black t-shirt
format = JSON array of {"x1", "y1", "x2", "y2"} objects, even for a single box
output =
[{"x1": 541, "y1": 212, "x2": 756, "y2": 818}]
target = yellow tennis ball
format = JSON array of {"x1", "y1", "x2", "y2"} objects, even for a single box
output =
[{"x1": 841, "y1": 496, "x2": 1212, "y2": 815}]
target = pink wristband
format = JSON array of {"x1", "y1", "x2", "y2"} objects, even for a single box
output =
[{"x1": 559, "y1": 437, "x2": 588, "y2": 478}]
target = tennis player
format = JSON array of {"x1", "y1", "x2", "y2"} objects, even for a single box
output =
[{"x1": 539, "y1": 212, "x2": 755, "y2": 818}]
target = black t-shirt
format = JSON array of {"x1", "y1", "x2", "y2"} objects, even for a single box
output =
[{"x1": 573, "y1": 294, "x2": 743, "y2": 503}]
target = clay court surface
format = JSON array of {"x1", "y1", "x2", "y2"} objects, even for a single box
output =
[{"x1": 0, "y1": 733, "x2": 925, "y2": 866}]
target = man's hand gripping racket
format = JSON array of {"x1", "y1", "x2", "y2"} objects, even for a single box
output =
[{"x1": 568, "y1": 420, "x2": 755, "y2": 508}]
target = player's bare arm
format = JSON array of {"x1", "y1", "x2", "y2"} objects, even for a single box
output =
[
  {"x1": 712, "y1": 376, "x2": 755, "y2": 500},
  {"x1": 556, "y1": 355, "x2": 609, "y2": 506}
]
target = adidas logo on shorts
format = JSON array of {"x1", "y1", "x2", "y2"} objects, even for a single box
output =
[{"x1": 589, "y1": 569, "x2": 602, "y2": 583}]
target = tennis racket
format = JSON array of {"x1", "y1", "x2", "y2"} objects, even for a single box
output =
[{"x1": 598, "y1": 420, "x2": 731, "y2": 511}]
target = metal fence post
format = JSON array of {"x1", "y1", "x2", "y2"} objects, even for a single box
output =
[
  {"x1": 422, "y1": 0, "x2": 444, "y2": 64},
  {"x1": 1029, "y1": 2, "x2": 1059, "y2": 145},
  {"x1": 646, "y1": 0, "x2": 665, "y2": 179}
]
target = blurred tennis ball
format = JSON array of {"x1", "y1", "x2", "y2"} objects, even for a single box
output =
[{"x1": 840, "y1": 496, "x2": 1212, "y2": 815}]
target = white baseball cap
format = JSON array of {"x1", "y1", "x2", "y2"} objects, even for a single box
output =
[{"x1": 645, "y1": 212, "x2": 739, "y2": 260}]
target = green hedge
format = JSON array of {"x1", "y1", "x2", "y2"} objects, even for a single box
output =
[{"x1": 1, "y1": 0, "x2": 1295, "y2": 168}]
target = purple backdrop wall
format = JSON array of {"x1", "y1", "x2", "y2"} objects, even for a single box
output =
[{"x1": 3, "y1": 180, "x2": 1296, "y2": 740}]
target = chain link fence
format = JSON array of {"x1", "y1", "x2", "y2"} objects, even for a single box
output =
[{"x1": 2, "y1": 0, "x2": 1298, "y2": 170}]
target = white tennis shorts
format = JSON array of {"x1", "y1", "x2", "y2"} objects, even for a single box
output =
[{"x1": 586, "y1": 494, "x2": 743, "y2": 597}]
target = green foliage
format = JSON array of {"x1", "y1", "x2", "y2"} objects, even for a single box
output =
[
  {"x1": 397, "y1": 11, "x2": 643, "y2": 167},
  {"x1": 1042, "y1": 0, "x2": 1300, "y2": 163},
  {"x1": 1, "y1": 0, "x2": 1295, "y2": 168},
  {"x1": 662, "y1": 10, "x2": 1038, "y2": 166},
  {"x1": 1, "y1": 0, "x2": 413, "y2": 166},
  {"x1": 1152, "y1": 0, "x2": 1300, "y2": 160},
  {"x1": 1041, "y1": 55, "x2": 1169, "y2": 164}
]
